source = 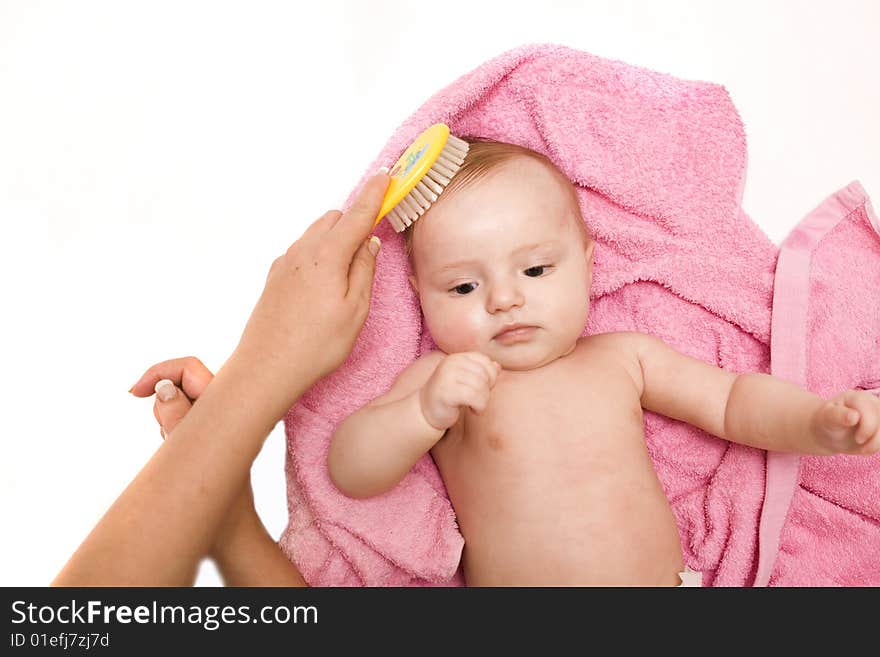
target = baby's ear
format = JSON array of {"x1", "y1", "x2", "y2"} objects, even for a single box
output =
[
  {"x1": 584, "y1": 240, "x2": 595, "y2": 291},
  {"x1": 584, "y1": 239, "x2": 595, "y2": 263}
]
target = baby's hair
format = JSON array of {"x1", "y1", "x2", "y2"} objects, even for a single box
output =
[{"x1": 403, "y1": 137, "x2": 590, "y2": 258}]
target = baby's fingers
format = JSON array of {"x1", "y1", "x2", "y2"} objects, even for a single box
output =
[
  {"x1": 152, "y1": 380, "x2": 194, "y2": 439},
  {"x1": 461, "y1": 352, "x2": 502, "y2": 388},
  {"x1": 819, "y1": 401, "x2": 860, "y2": 431},
  {"x1": 859, "y1": 427, "x2": 880, "y2": 455},
  {"x1": 457, "y1": 379, "x2": 492, "y2": 414},
  {"x1": 847, "y1": 395, "x2": 880, "y2": 445}
]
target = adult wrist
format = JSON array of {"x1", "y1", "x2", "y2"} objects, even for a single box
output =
[
  {"x1": 211, "y1": 509, "x2": 264, "y2": 565},
  {"x1": 220, "y1": 347, "x2": 316, "y2": 422}
]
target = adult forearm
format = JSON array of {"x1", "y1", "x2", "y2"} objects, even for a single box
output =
[
  {"x1": 724, "y1": 373, "x2": 827, "y2": 454},
  {"x1": 329, "y1": 391, "x2": 443, "y2": 498},
  {"x1": 52, "y1": 353, "x2": 311, "y2": 586},
  {"x1": 212, "y1": 516, "x2": 307, "y2": 587}
]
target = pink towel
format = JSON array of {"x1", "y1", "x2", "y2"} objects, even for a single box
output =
[{"x1": 278, "y1": 44, "x2": 880, "y2": 586}]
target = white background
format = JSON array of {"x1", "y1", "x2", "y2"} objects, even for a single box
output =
[{"x1": 2, "y1": 0, "x2": 878, "y2": 586}]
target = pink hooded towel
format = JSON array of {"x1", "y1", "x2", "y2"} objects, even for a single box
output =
[{"x1": 279, "y1": 44, "x2": 880, "y2": 586}]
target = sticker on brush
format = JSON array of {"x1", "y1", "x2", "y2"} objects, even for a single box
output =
[{"x1": 374, "y1": 123, "x2": 470, "y2": 232}]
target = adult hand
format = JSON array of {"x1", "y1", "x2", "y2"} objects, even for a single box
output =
[
  {"x1": 51, "y1": 176, "x2": 391, "y2": 587},
  {"x1": 129, "y1": 357, "x2": 258, "y2": 560},
  {"x1": 232, "y1": 171, "x2": 389, "y2": 398}
]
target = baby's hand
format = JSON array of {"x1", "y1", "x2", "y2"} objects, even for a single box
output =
[
  {"x1": 419, "y1": 352, "x2": 502, "y2": 431},
  {"x1": 811, "y1": 390, "x2": 880, "y2": 455}
]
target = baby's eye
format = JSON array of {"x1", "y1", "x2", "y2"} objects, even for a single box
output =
[
  {"x1": 524, "y1": 265, "x2": 551, "y2": 277},
  {"x1": 450, "y1": 282, "x2": 477, "y2": 295}
]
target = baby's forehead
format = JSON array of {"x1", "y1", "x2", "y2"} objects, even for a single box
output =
[
  {"x1": 407, "y1": 154, "x2": 583, "y2": 263},
  {"x1": 488, "y1": 156, "x2": 569, "y2": 188},
  {"x1": 432, "y1": 162, "x2": 573, "y2": 219},
  {"x1": 413, "y1": 218, "x2": 578, "y2": 276}
]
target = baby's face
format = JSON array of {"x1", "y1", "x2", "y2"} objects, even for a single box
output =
[{"x1": 409, "y1": 157, "x2": 593, "y2": 370}]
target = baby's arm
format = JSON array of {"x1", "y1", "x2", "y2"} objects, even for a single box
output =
[
  {"x1": 627, "y1": 332, "x2": 880, "y2": 455},
  {"x1": 329, "y1": 352, "x2": 445, "y2": 498},
  {"x1": 329, "y1": 350, "x2": 500, "y2": 498}
]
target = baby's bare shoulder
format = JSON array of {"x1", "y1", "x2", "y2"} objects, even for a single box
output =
[
  {"x1": 576, "y1": 331, "x2": 648, "y2": 355},
  {"x1": 575, "y1": 332, "x2": 647, "y2": 390}
]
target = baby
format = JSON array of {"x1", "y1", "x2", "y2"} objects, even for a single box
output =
[{"x1": 328, "y1": 138, "x2": 880, "y2": 586}]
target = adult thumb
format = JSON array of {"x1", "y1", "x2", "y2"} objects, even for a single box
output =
[
  {"x1": 153, "y1": 379, "x2": 194, "y2": 439},
  {"x1": 347, "y1": 235, "x2": 380, "y2": 306}
]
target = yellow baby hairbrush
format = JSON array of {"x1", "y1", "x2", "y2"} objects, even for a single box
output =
[{"x1": 374, "y1": 123, "x2": 469, "y2": 232}]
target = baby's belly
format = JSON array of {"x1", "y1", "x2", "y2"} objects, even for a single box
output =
[{"x1": 432, "y1": 367, "x2": 684, "y2": 586}]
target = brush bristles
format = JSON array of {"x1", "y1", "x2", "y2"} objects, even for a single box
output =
[{"x1": 387, "y1": 136, "x2": 469, "y2": 233}]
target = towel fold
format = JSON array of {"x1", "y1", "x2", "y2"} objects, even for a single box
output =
[{"x1": 278, "y1": 44, "x2": 880, "y2": 586}]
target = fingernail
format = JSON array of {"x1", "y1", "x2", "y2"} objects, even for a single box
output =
[
  {"x1": 368, "y1": 235, "x2": 381, "y2": 256},
  {"x1": 376, "y1": 166, "x2": 389, "y2": 176},
  {"x1": 847, "y1": 410, "x2": 859, "y2": 424},
  {"x1": 128, "y1": 385, "x2": 135, "y2": 394},
  {"x1": 155, "y1": 379, "x2": 177, "y2": 402}
]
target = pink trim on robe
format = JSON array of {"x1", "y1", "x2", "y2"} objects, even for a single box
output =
[{"x1": 756, "y1": 182, "x2": 880, "y2": 586}]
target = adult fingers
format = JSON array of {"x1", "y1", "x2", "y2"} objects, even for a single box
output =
[
  {"x1": 129, "y1": 356, "x2": 215, "y2": 401},
  {"x1": 345, "y1": 235, "x2": 381, "y2": 307},
  {"x1": 269, "y1": 212, "x2": 344, "y2": 274},
  {"x1": 330, "y1": 171, "x2": 390, "y2": 257},
  {"x1": 152, "y1": 380, "x2": 195, "y2": 439},
  {"x1": 296, "y1": 210, "x2": 344, "y2": 245}
]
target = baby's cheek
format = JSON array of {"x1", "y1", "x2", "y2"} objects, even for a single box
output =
[{"x1": 425, "y1": 301, "x2": 484, "y2": 353}]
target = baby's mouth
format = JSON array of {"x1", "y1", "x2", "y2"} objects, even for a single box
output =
[{"x1": 493, "y1": 324, "x2": 538, "y2": 344}]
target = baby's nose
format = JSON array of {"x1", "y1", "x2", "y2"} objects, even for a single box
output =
[{"x1": 486, "y1": 281, "x2": 524, "y2": 313}]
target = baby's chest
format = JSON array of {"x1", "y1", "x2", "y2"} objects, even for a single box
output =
[{"x1": 442, "y1": 357, "x2": 643, "y2": 459}]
